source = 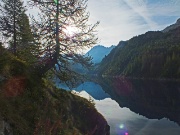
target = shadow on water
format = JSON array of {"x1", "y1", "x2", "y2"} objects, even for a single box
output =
[{"x1": 97, "y1": 77, "x2": 180, "y2": 126}]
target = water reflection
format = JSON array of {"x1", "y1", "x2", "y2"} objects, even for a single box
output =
[
  {"x1": 75, "y1": 82, "x2": 110, "y2": 100},
  {"x1": 97, "y1": 77, "x2": 180, "y2": 126},
  {"x1": 78, "y1": 90, "x2": 180, "y2": 135},
  {"x1": 56, "y1": 77, "x2": 180, "y2": 135},
  {"x1": 56, "y1": 81, "x2": 110, "y2": 100},
  {"x1": 74, "y1": 77, "x2": 180, "y2": 135}
]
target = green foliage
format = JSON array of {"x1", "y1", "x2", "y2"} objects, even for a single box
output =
[
  {"x1": 0, "y1": 49, "x2": 27, "y2": 78},
  {"x1": 0, "y1": 0, "x2": 26, "y2": 52},
  {"x1": 0, "y1": 48, "x2": 27, "y2": 78},
  {"x1": 16, "y1": 12, "x2": 38, "y2": 63},
  {"x1": 0, "y1": 49, "x2": 105, "y2": 135},
  {"x1": 98, "y1": 27, "x2": 180, "y2": 79},
  {"x1": 0, "y1": 0, "x2": 106, "y2": 134},
  {"x1": 0, "y1": 0, "x2": 38, "y2": 63}
]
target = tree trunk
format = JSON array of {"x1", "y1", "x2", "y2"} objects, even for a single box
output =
[{"x1": 13, "y1": 0, "x2": 16, "y2": 55}]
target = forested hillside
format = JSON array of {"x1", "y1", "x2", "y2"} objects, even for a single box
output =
[{"x1": 98, "y1": 22, "x2": 180, "y2": 79}]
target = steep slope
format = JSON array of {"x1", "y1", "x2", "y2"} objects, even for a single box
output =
[
  {"x1": 0, "y1": 47, "x2": 110, "y2": 135},
  {"x1": 98, "y1": 21, "x2": 180, "y2": 79},
  {"x1": 85, "y1": 45, "x2": 115, "y2": 64}
]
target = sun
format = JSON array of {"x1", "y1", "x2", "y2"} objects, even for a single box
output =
[{"x1": 63, "y1": 26, "x2": 78, "y2": 37}]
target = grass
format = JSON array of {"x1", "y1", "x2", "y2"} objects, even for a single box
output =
[{"x1": 0, "y1": 46, "x2": 107, "y2": 135}]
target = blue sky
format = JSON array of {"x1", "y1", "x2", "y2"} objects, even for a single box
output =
[
  {"x1": 25, "y1": 0, "x2": 180, "y2": 47},
  {"x1": 87, "y1": 0, "x2": 180, "y2": 47}
]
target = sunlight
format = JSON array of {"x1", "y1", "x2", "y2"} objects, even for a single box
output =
[{"x1": 63, "y1": 25, "x2": 78, "y2": 37}]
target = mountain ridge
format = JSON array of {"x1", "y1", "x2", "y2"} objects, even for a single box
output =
[
  {"x1": 97, "y1": 19, "x2": 180, "y2": 79},
  {"x1": 162, "y1": 18, "x2": 180, "y2": 32},
  {"x1": 85, "y1": 45, "x2": 115, "y2": 64}
]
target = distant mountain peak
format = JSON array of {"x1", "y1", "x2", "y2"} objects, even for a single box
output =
[
  {"x1": 85, "y1": 45, "x2": 115, "y2": 64},
  {"x1": 162, "y1": 18, "x2": 180, "y2": 33}
]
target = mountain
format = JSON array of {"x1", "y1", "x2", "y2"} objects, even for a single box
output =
[
  {"x1": 85, "y1": 45, "x2": 115, "y2": 64},
  {"x1": 97, "y1": 19, "x2": 180, "y2": 79},
  {"x1": 162, "y1": 18, "x2": 180, "y2": 33},
  {"x1": 66, "y1": 45, "x2": 115, "y2": 75}
]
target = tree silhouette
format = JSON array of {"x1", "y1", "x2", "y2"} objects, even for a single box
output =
[
  {"x1": 0, "y1": 0, "x2": 25, "y2": 54},
  {"x1": 29, "y1": 0, "x2": 99, "y2": 85}
]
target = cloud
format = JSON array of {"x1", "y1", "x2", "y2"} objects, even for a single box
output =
[
  {"x1": 87, "y1": 0, "x2": 180, "y2": 46},
  {"x1": 87, "y1": 0, "x2": 155, "y2": 46},
  {"x1": 87, "y1": 0, "x2": 139, "y2": 45},
  {"x1": 122, "y1": 0, "x2": 158, "y2": 29},
  {"x1": 147, "y1": 0, "x2": 180, "y2": 18},
  {"x1": 23, "y1": 0, "x2": 180, "y2": 47}
]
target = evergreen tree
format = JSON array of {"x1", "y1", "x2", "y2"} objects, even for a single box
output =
[
  {"x1": 0, "y1": 0, "x2": 25, "y2": 54},
  {"x1": 0, "y1": 0, "x2": 38, "y2": 62},
  {"x1": 17, "y1": 12, "x2": 38, "y2": 63}
]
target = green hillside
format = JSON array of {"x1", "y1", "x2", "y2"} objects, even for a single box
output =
[
  {"x1": 98, "y1": 25, "x2": 180, "y2": 79},
  {"x1": 0, "y1": 46, "x2": 109, "y2": 135}
]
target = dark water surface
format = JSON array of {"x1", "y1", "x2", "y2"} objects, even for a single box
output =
[{"x1": 58, "y1": 78, "x2": 180, "y2": 135}]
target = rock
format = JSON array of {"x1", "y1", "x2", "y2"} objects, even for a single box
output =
[{"x1": 0, "y1": 116, "x2": 13, "y2": 135}]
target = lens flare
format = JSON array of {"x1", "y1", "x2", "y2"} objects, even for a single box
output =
[
  {"x1": 119, "y1": 124, "x2": 124, "y2": 129},
  {"x1": 116, "y1": 123, "x2": 129, "y2": 135},
  {"x1": 125, "y1": 132, "x2": 129, "y2": 135},
  {"x1": 63, "y1": 26, "x2": 78, "y2": 37}
]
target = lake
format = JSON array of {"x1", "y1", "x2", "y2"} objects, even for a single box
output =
[{"x1": 57, "y1": 77, "x2": 180, "y2": 135}]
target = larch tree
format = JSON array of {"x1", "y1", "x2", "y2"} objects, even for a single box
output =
[{"x1": 29, "y1": 0, "x2": 99, "y2": 86}]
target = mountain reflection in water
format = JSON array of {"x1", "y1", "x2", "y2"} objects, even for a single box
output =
[
  {"x1": 74, "y1": 77, "x2": 180, "y2": 135},
  {"x1": 57, "y1": 78, "x2": 180, "y2": 135},
  {"x1": 97, "y1": 77, "x2": 180, "y2": 126},
  {"x1": 57, "y1": 81, "x2": 110, "y2": 100}
]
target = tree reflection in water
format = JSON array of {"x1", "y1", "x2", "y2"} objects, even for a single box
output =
[{"x1": 98, "y1": 77, "x2": 180, "y2": 126}]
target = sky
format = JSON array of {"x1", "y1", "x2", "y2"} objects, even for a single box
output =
[
  {"x1": 86, "y1": 0, "x2": 180, "y2": 47},
  {"x1": 24, "y1": 0, "x2": 180, "y2": 47}
]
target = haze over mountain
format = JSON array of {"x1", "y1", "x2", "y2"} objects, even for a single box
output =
[{"x1": 85, "y1": 45, "x2": 115, "y2": 64}]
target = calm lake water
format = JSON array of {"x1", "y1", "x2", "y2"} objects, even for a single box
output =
[{"x1": 57, "y1": 78, "x2": 180, "y2": 135}]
